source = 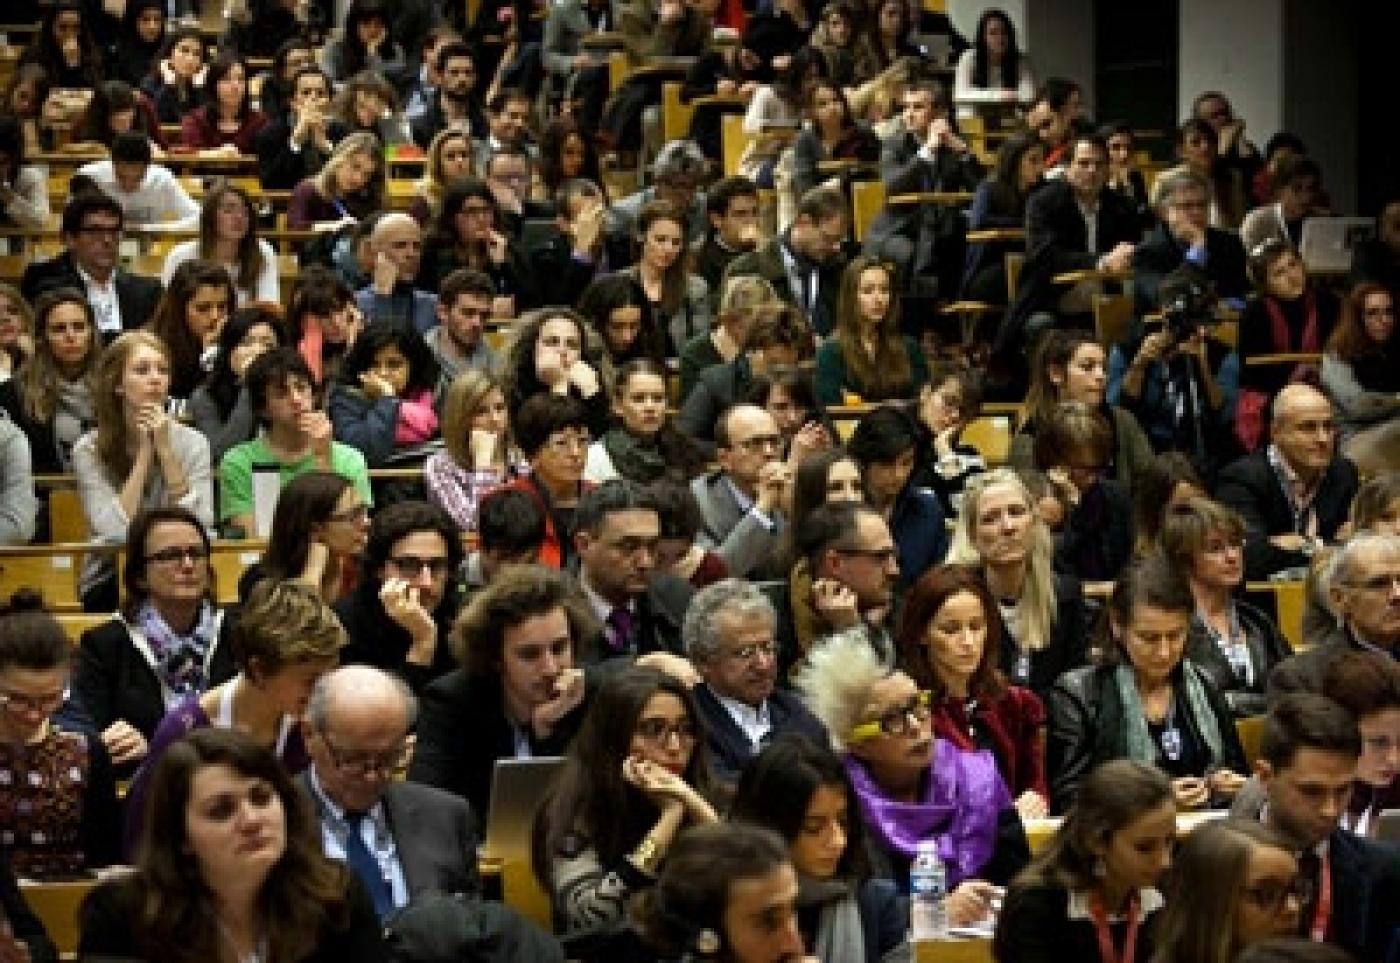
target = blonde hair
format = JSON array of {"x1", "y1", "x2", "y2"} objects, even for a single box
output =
[
  {"x1": 93, "y1": 330, "x2": 169, "y2": 485},
  {"x1": 232, "y1": 580, "x2": 346, "y2": 678},
  {"x1": 312, "y1": 131, "x2": 384, "y2": 204},
  {"x1": 419, "y1": 127, "x2": 473, "y2": 216},
  {"x1": 440, "y1": 368, "x2": 507, "y2": 470},
  {"x1": 945, "y1": 467, "x2": 1058, "y2": 652},
  {"x1": 793, "y1": 628, "x2": 890, "y2": 750},
  {"x1": 0, "y1": 282, "x2": 33, "y2": 342},
  {"x1": 718, "y1": 274, "x2": 779, "y2": 322}
]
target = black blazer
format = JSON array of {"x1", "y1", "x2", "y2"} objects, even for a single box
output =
[
  {"x1": 1214, "y1": 449, "x2": 1359, "y2": 579},
  {"x1": 254, "y1": 115, "x2": 334, "y2": 190},
  {"x1": 577, "y1": 573, "x2": 694, "y2": 663},
  {"x1": 333, "y1": 581, "x2": 461, "y2": 695},
  {"x1": 675, "y1": 355, "x2": 755, "y2": 450},
  {"x1": 407, "y1": 669, "x2": 588, "y2": 821},
  {"x1": 1186, "y1": 598, "x2": 1291, "y2": 718},
  {"x1": 1046, "y1": 661, "x2": 1246, "y2": 813},
  {"x1": 985, "y1": 571, "x2": 1089, "y2": 700},
  {"x1": 691, "y1": 682, "x2": 827, "y2": 784},
  {"x1": 998, "y1": 179, "x2": 1141, "y2": 354},
  {"x1": 995, "y1": 883, "x2": 1161, "y2": 963},
  {"x1": 70, "y1": 615, "x2": 236, "y2": 773},
  {"x1": 1324, "y1": 826, "x2": 1400, "y2": 962},
  {"x1": 20, "y1": 252, "x2": 164, "y2": 339},
  {"x1": 721, "y1": 235, "x2": 848, "y2": 337},
  {"x1": 1133, "y1": 221, "x2": 1249, "y2": 314}
]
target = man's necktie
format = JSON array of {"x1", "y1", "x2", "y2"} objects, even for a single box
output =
[{"x1": 343, "y1": 812, "x2": 394, "y2": 918}]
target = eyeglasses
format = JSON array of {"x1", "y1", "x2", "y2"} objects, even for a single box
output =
[
  {"x1": 0, "y1": 688, "x2": 66, "y2": 715},
  {"x1": 1346, "y1": 573, "x2": 1400, "y2": 593},
  {"x1": 1243, "y1": 877, "x2": 1310, "y2": 914},
  {"x1": 721, "y1": 640, "x2": 778, "y2": 663},
  {"x1": 732, "y1": 433, "x2": 782, "y2": 453},
  {"x1": 320, "y1": 732, "x2": 410, "y2": 778},
  {"x1": 76, "y1": 224, "x2": 122, "y2": 239},
  {"x1": 145, "y1": 545, "x2": 209, "y2": 565},
  {"x1": 848, "y1": 690, "x2": 931, "y2": 743},
  {"x1": 329, "y1": 504, "x2": 370, "y2": 524},
  {"x1": 836, "y1": 546, "x2": 898, "y2": 566},
  {"x1": 634, "y1": 717, "x2": 697, "y2": 745},
  {"x1": 543, "y1": 432, "x2": 590, "y2": 453},
  {"x1": 388, "y1": 555, "x2": 451, "y2": 578}
]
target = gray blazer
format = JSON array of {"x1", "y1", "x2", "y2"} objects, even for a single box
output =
[{"x1": 690, "y1": 471, "x2": 785, "y2": 580}]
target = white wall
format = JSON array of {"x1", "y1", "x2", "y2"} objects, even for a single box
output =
[{"x1": 1177, "y1": 0, "x2": 1284, "y2": 139}]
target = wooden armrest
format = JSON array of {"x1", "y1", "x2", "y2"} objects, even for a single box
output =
[
  {"x1": 817, "y1": 158, "x2": 876, "y2": 173},
  {"x1": 686, "y1": 94, "x2": 748, "y2": 108},
  {"x1": 1243, "y1": 353, "x2": 1322, "y2": 367},
  {"x1": 939, "y1": 301, "x2": 1000, "y2": 315},
  {"x1": 580, "y1": 32, "x2": 627, "y2": 48},
  {"x1": 966, "y1": 228, "x2": 1025, "y2": 243},
  {"x1": 1051, "y1": 268, "x2": 1132, "y2": 285},
  {"x1": 887, "y1": 192, "x2": 975, "y2": 206}
]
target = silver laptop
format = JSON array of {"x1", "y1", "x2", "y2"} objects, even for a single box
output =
[
  {"x1": 1299, "y1": 216, "x2": 1373, "y2": 275},
  {"x1": 481, "y1": 756, "x2": 565, "y2": 861}
]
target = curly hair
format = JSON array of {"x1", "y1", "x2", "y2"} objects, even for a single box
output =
[
  {"x1": 793, "y1": 627, "x2": 890, "y2": 749},
  {"x1": 450, "y1": 564, "x2": 598, "y2": 673}
]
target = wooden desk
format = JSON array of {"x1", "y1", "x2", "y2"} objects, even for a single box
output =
[
  {"x1": 1051, "y1": 268, "x2": 1132, "y2": 286},
  {"x1": 914, "y1": 938, "x2": 994, "y2": 962},
  {"x1": 1242, "y1": 352, "x2": 1322, "y2": 367},
  {"x1": 20, "y1": 877, "x2": 95, "y2": 958},
  {"x1": 887, "y1": 192, "x2": 975, "y2": 206},
  {"x1": 966, "y1": 228, "x2": 1025, "y2": 244},
  {"x1": 580, "y1": 31, "x2": 627, "y2": 49}
]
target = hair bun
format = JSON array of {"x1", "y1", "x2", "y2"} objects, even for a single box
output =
[{"x1": 1, "y1": 588, "x2": 46, "y2": 615}]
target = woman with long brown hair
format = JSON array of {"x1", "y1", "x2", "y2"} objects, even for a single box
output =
[
  {"x1": 162, "y1": 182, "x2": 278, "y2": 306},
  {"x1": 148, "y1": 259, "x2": 236, "y2": 403},
  {"x1": 424, "y1": 369, "x2": 524, "y2": 533},
  {"x1": 619, "y1": 200, "x2": 711, "y2": 356},
  {"x1": 1321, "y1": 280, "x2": 1399, "y2": 475},
  {"x1": 815, "y1": 255, "x2": 926, "y2": 405}
]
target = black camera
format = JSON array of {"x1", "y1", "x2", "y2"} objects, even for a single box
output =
[{"x1": 1156, "y1": 265, "x2": 1215, "y2": 344}]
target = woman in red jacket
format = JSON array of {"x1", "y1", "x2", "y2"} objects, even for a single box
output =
[{"x1": 180, "y1": 51, "x2": 266, "y2": 153}]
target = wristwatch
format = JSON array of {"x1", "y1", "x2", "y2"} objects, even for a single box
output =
[{"x1": 630, "y1": 836, "x2": 661, "y2": 874}]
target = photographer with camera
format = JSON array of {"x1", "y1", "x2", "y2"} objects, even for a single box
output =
[{"x1": 1107, "y1": 264, "x2": 1240, "y2": 481}]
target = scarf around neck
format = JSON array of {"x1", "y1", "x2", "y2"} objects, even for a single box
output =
[
  {"x1": 601, "y1": 427, "x2": 669, "y2": 483},
  {"x1": 1112, "y1": 661, "x2": 1225, "y2": 768},
  {"x1": 137, "y1": 599, "x2": 219, "y2": 707},
  {"x1": 844, "y1": 739, "x2": 1008, "y2": 887}
]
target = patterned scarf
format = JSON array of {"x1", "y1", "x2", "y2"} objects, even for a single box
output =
[
  {"x1": 136, "y1": 600, "x2": 219, "y2": 707},
  {"x1": 1112, "y1": 661, "x2": 1225, "y2": 767}
]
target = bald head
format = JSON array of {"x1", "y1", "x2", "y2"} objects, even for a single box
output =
[
  {"x1": 372, "y1": 213, "x2": 424, "y2": 284},
  {"x1": 1272, "y1": 383, "x2": 1330, "y2": 430},
  {"x1": 1271, "y1": 383, "x2": 1336, "y2": 478},
  {"x1": 305, "y1": 666, "x2": 417, "y2": 812},
  {"x1": 307, "y1": 665, "x2": 415, "y2": 735}
]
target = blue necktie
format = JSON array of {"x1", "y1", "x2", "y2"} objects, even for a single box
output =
[{"x1": 343, "y1": 812, "x2": 394, "y2": 918}]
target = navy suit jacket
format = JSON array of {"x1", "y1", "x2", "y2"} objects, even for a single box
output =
[
  {"x1": 691, "y1": 682, "x2": 827, "y2": 783},
  {"x1": 1325, "y1": 827, "x2": 1400, "y2": 961}
]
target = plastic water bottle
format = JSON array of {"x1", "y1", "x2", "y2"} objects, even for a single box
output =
[{"x1": 909, "y1": 840, "x2": 948, "y2": 941}]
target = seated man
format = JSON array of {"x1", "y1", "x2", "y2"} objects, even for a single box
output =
[
  {"x1": 609, "y1": 140, "x2": 710, "y2": 245},
  {"x1": 353, "y1": 213, "x2": 438, "y2": 334},
  {"x1": 574, "y1": 479, "x2": 693, "y2": 660},
  {"x1": 1024, "y1": 78, "x2": 1080, "y2": 173},
  {"x1": 1192, "y1": 89, "x2": 1263, "y2": 186},
  {"x1": 1216, "y1": 384, "x2": 1359, "y2": 580},
  {"x1": 21, "y1": 191, "x2": 163, "y2": 339},
  {"x1": 335, "y1": 501, "x2": 464, "y2": 694},
  {"x1": 408, "y1": 565, "x2": 592, "y2": 819},
  {"x1": 864, "y1": 78, "x2": 983, "y2": 298},
  {"x1": 997, "y1": 132, "x2": 1138, "y2": 361},
  {"x1": 301, "y1": 665, "x2": 480, "y2": 914},
  {"x1": 695, "y1": 176, "x2": 762, "y2": 309},
  {"x1": 1231, "y1": 693, "x2": 1400, "y2": 961},
  {"x1": 410, "y1": 41, "x2": 487, "y2": 149},
  {"x1": 530, "y1": 179, "x2": 629, "y2": 308},
  {"x1": 219, "y1": 348, "x2": 372, "y2": 536},
  {"x1": 721, "y1": 185, "x2": 849, "y2": 338},
  {"x1": 484, "y1": 146, "x2": 552, "y2": 241},
  {"x1": 461, "y1": 488, "x2": 546, "y2": 595},
  {"x1": 426, "y1": 268, "x2": 500, "y2": 382},
  {"x1": 404, "y1": 26, "x2": 463, "y2": 122},
  {"x1": 683, "y1": 578, "x2": 825, "y2": 782},
  {"x1": 470, "y1": 87, "x2": 537, "y2": 172},
  {"x1": 254, "y1": 66, "x2": 337, "y2": 191},
  {"x1": 75, "y1": 132, "x2": 200, "y2": 231},
  {"x1": 690, "y1": 403, "x2": 792, "y2": 580},
  {"x1": 1133, "y1": 167, "x2": 1248, "y2": 313},
  {"x1": 792, "y1": 500, "x2": 901, "y2": 664},
  {"x1": 1270, "y1": 533, "x2": 1400, "y2": 697},
  {"x1": 1240, "y1": 155, "x2": 1324, "y2": 254}
]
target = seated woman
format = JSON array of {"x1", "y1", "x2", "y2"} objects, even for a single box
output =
[
  {"x1": 1350, "y1": 470, "x2": 1400, "y2": 537},
  {"x1": 162, "y1": 183, "x2": 280, "y2": 306},
  {"x1": 1102, "y1": 122, "x2": 1151, "y2": 232},
  {"x1": 5, "y1": 64, "x2": 64, "y2": 156},
  {"x1": 649, "y1": 478, "x2": 729, "y2": 590},
  {"x1": 114, "y1": 0, "x2": 166, "y2": 88},
  {"x1": 321, "y1": 0, "x2": 408, "y2": 87},
  {"x1": 584, "y1": 358, "x2": 706, "y2": 485},
  {"x1": 417, "y1": 179, "x2": 538, "y2": 311},
  {"x1": 1321, "y1": 651, "x2": 1400, "y2": 836},
  {"x1": 729, "y1": 735, "x2": 909, "y2": 963},
  {"x1": 411, "y1": 128, "x2": 474, "y2": 226},
  {"x1": 328, "y1": 70, "x2": 410, "y2": 147},
  {"x1": 1162, "y1": 498, "x2": 1290, "y2": 718},
  {"x1": 72, "y1": 506, "x2": 233, "y2": 776},
  {"x1": 945, "y1": 468, "x2": 1089, "y2": 698},
  {"x1": 0, "y1": 283, "x2": 32, "y2": 381},
  {"x1": 188, "y1": 306, "x2": 284, "y2": 463},
  {"x1": 72, "y1": 332, "x2": 214, "y2": 612},
  {"x1": 618, "y1": 200, "x2": 711, "y2": 356},
  {"x1": 288, "y1": 266, "x2": 364, "y2": 386},
  {"x1": 20, "y1": 2, "x2": 104, "y2": 98},
  {"x1": 847, "y1": 405, "x2": 947, "y2": 587},
  {"x1": 850, "y1": 0, "x2": 917, "y2": 86},
  {"x1": 1046, "y1": 552, "x2": 1247, "y2": 814},
  {"x1": 1130, "y1": 451, "x2": 1206, "y2": 554},
  {"x1": 70, "y1": 79, "x2": 165, "y2": 152},
  {"x1": 328, "y1": 324, "x2": 441, "y2": 468},
  {"x1": 739, "y1": 48, "x2": 825, "y2": 189},
  {"x1": 1172, "y1": 118, "x2": 1248, "y2": 232},
  {"x1": 424, "y1": 369, "x2": 525, "y2": 533},
  {"x1": 1234, "y1": 239, "x2": 1339, "y2": 450},
  {"x1": 1010, "y1": 330, "x2": 1155, "y2": 495},
  {"x1": 897, "y1": 565, "x2": 1048, "y2": 820},
  {"x1": 678, "y1": 275, "x2": 778, "y2": 403},
  {"x1": 0, "y1": 289, "x2": 100, "y2": 475},
  {"x1": 241, "y1": 471, "x2": 370, "y2": 603},
  {"x1": 140, "y1": 27, "x2": 205, "y2": 124},
  {"x1": 123, "y1": 580, "x2": 345, "y2": 854},
  {"x1": 994, "y1": 759, "x2": 1175, "y2": 963},
  {"x1": 537, "y1": 117, "x2": 606, "y2": 203},
  {"x1": 678, "y1": 304, "x2": 813, "y2": 450},
  {"x1": 1031, "y1": 401, "x2": 1135, "y2": 585},
  {"x1": 578, "y1": 274, "x2": 667, "y2": 371},
  {"x1": 0, "y1": 115, "x2": 50, "y2": 231},
  {"x1": 790, "y1": 78, "x2": 879, "y2": 201},
  {"x1": 502, "y1": 308, "x2": 610, "y2": 439},
  {"x1": 815, "y1": 256, "x2": 928, "y2": 406},
  {"x1": 148, "y1": 259, "x2": 235, "y2": 406},
  {"x1": 0, "y1": 590, "x2": 120, "y2": 880},
  {"x1": 1151, "y1": 821, "x2": 1303, "y2": 963},
  {"x1": 748, "y1": 365, "x2": 834, "y2": 466},
  {"x1": 795, "y1": 628, "x2": 1029, "y2": 903},
  {"x1": 287, "y1": 132, "x2": 386, "y2": 233},
  {"x1": 786, "y1": 448, "x2": 866, "y2": 653},
  {"x1": 80, "y1": 728, "x2": 386, "y2": 962},
  {"x1": 909, "y1": 362, "x2": 986, "y2": 517},
  {"x1": 1321, "y1": 281, "x2": 1399, "y2": 476},
  {"x1": 495, "y1": 393, "x2": 594, "y2": 570},
  {"x1": 952, "y1": 8, "x2": 1035, "y2": 121},
  {"x1": 180, "y1": 52, "x2": 266, "y2": 153},
  {"x1": 532, "y1": 667, "x2": 718, "y2": 934}
]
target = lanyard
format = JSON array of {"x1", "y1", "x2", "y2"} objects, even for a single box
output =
[
  {"x1": 1090, "y1": 893, "x2": 1139, "y2": 963},
  {"x1": 1310, "y1": 854, "x2": 1331, "y2": 942}
]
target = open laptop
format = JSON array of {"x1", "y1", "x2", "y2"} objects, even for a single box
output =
[
  {"x1": 481, "y1": 756, "x2": 565, "y2": 861},
  {"x1": 1299, "y1": 216, "x2": 1373, "y2": 275}
]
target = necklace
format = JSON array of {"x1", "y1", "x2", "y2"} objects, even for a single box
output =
[{"x1": 216, "y1": 915, "x2": 267, "y2": 963}]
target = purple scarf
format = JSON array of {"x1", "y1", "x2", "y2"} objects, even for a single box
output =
[{"x1": 845, "y1": 740, "x2": 1009, "y2": 887}]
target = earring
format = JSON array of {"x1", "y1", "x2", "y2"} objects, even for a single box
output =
[{"x1": 693, "y1": 929, "x2": 721, "y2": 956}]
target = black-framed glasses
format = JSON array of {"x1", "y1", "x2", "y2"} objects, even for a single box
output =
[
  {"x1": 848, "y1": 690, "x2": 931, "y2": 743},
  {"x1": 0, "y1": 688, "x2": 66, "y2": 715},
  {"x1": 388, "y1": 556, "x2": 451, "y2": 578},
  {"x1": 321, "y1": 732, "x2": 410, "y2": 778},
  {"x1": 836, "y1": 546, "x2": 898, "y2": 566},
  {"x1": 145, "y1": 545, "x2": 209, "y2": 565},
  {"x1": 634, "y1": 718, "x2": 698, "y2": 745}
]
